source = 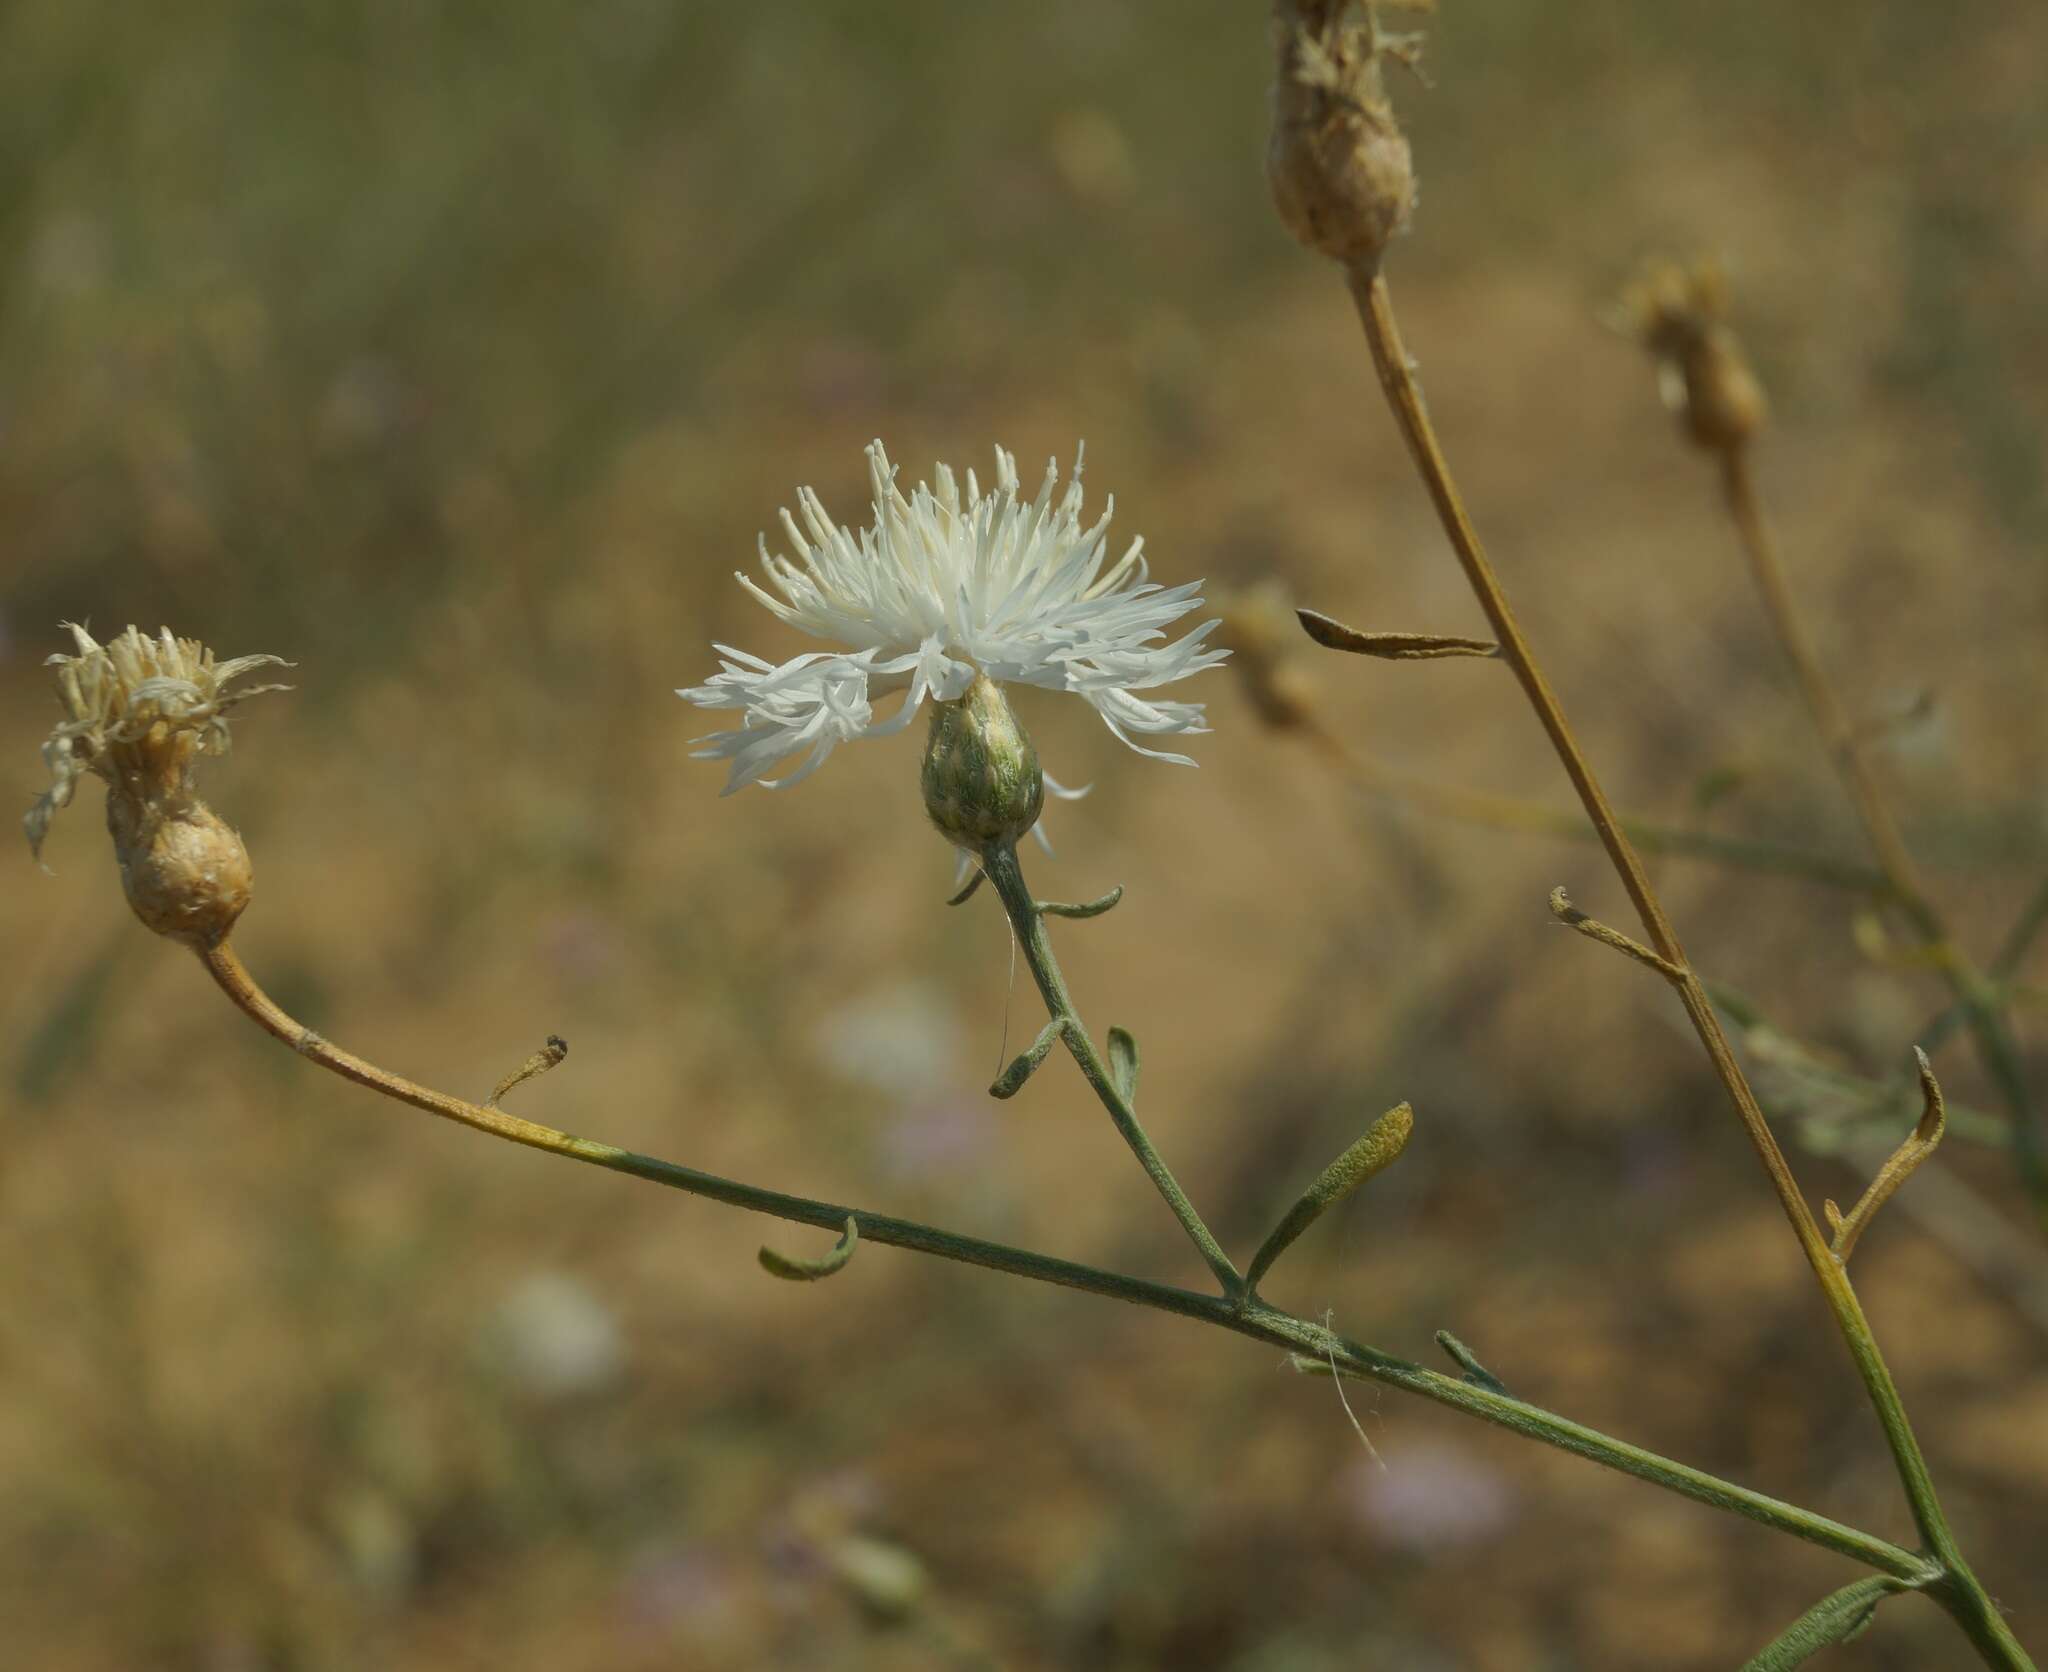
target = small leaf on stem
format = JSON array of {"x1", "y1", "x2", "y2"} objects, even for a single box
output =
[
  {"x1": 1739, "y1": 1575, "x2": 1910, "y2": 1670},
  {"x1": 1246, "y1": 1102, "x2": 1414, "y2": 1293},
  {"x1": 485, "y1": 1035, "x2": 569, "y2": 1108},
  {"x1": 759, "y1": 1216, "x2": 860, "y2": 1282},
  {"x1": 1829, "y1": 1048, "x2": 1948, "y2": 1263},
  {"x1": 1550, "y1": 886, "x2": 1686, "y2": 982},
  {"x1": 1435, "y1": 1329, "x2": 1510, "y2": 1397},
  {"x1": 1107, "y1": 1026, "x2": 1141, "y2": 1106},
  {"x1": 990, "y1": 1017, "x2": 1070, "y2": 1100},
  {"x1": 1298, "y1": 608, "x2": 1498, "y2": 661},
  {"x1": 1038, "y1": 884, "x2": 1124, "y2": 920}
]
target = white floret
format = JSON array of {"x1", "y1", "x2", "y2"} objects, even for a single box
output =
[{"x1": 678, "y1": 441, "x2": 1226, "y2": 795}]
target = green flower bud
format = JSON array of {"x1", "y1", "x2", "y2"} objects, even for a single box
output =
[{"x1": 920, "y1": 675, "x2": 1044, "y2": 855}]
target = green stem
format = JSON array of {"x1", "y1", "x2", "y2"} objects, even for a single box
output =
[
  {"x1": 196, "y1": 937, "x2": 1928, "y2": 1583},
  {"x1": 198, "y1": 939, "x2": 1215, "y2": 1313},
  {"x1": 979, "y1": 843, "x2": 1245, "y2": 1297},
  {"x1": 1931, "y1": 1572, "x2": 2042, "y2": 1672}
]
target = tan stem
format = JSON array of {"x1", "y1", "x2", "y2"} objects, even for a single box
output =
[{"x1": 1342, "y1": 265, "x2": 1968, "y2": 1574}]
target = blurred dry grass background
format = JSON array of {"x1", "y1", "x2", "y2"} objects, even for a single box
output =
[{"x1": 3, "y1": 2, "x2": 2046, "y2": 1667}]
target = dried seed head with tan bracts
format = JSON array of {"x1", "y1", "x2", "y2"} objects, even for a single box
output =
[
  {"x1": 1267, "y1": 0, "x2": 1429, "y2": 275},
  {"x1": 26, "y1": 623, "x2": 290, "y2": 945},
  {"x1": 1617, "y1": 257, "x2": 1769, "y2": 454}
]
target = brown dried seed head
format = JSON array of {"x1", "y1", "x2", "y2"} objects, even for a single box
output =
[
  {"x1": 1619, "y1": 258, "x2": 1769, "y2": 453},
  {"x1": 27, "y1": 622, "x2": 286, "y2": 944},
  {"x1": 1681, "y1": 336, "x2": 1768, "y2": 453},
  {"x1": 1267, "y1": 1, "x2": 1423, "y2": 274},
  {"x1": 107, "y1": 795, "x2": 253, "y2": 947}
]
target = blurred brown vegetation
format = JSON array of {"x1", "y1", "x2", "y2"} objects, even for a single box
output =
[{"x1": 4, "y1": 2, "x2": 2046, "y2": 1667}]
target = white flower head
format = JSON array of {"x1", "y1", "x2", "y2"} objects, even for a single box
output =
[{"x1": 678, "y1": 441, "x2": 1226, "y2": 799}]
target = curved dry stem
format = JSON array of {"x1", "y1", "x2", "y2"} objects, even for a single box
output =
[{"x1": 1826, "y1": 1050, "x2": 1947, "y2": 1264}]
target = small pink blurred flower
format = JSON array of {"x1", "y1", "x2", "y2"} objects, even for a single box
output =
[{"x1": 1344, "y1": 1441, "x2": 1517, "y2": 1553}]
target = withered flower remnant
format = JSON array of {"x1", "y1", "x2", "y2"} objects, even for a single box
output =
[
  {"x1": 1267, "y1": 0, "x2": 1427, "y2": 274},
  {"x1": 26, "y1": 623, "x2": 288, "y2": 945}
]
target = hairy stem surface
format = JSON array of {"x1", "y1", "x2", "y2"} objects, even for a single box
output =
[{"x1": 979, "y1": 843, "x2": 1244, "y2": 1296}]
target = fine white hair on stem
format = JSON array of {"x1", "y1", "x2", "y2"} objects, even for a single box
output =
[
  {"x1": 1324, "y1": 1310, "x2": 1385, "y2": 1471},
  {"x1": 678, "y1": 441, "x2": 1227, "y2": 795}
]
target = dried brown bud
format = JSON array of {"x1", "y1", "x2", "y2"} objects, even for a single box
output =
[
  {"x1": 1617, "y1": 257, "x2": 1769, "y2": 453},
  {"x1": 1267, "y1": 0, "x2": 1427, "y2": 273},
  {"x1": 26, "y1": 623, "x2": 287, "y2": 944}
]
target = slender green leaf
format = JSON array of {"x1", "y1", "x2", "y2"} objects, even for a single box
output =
[
  {"x1": 1740, "y1": 1576, "x2": 1904, "y2": 1669},
  {"x1": 1246, "y1": 1103, "x2": 1414, "y2": 1292}
]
